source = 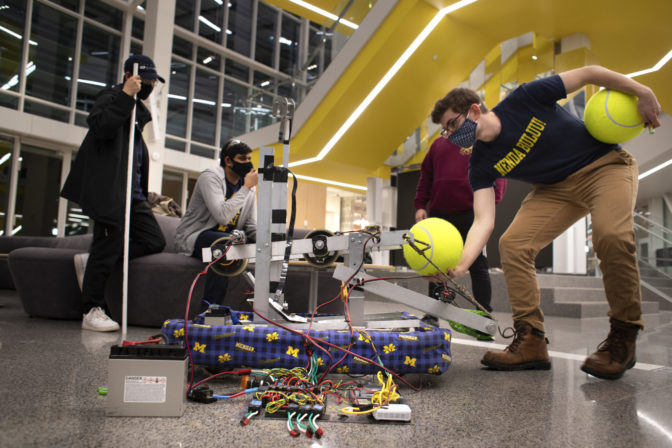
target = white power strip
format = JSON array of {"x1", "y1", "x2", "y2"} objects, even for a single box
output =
[{"x1": 372, "y1": 404, "x2": 412, "y2": 422}]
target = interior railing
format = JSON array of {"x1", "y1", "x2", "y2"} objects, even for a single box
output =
[{"x1": 633, "y1": 211, "x2": 672, "y2": 280}]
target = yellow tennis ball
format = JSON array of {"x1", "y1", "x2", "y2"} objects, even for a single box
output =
[
  {"x1": 402, "y1": 218, "x2": 463, "y2": 276},
  {"x1": 584, "y1": 89, "x2": 644, "y2": 144}
]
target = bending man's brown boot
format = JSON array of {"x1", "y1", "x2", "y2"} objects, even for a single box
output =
[
  {"x1": 581, "y1": 318, "x2": 639, "y2": 380},
  {"x1": 481, "y1": 321, "x2": 551, "y2": 370}
]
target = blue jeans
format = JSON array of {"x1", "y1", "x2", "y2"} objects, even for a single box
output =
[{"x1": 192, "y1": 229, "x2": 230, "y2": 305}]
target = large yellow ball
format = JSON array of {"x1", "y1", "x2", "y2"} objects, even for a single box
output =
[
  {"x1": 584, "y1": 89, "x2": 644, "y2": 144},
  {"x1": 402, "y1": 218, "x2": 463, "y2": 276}
]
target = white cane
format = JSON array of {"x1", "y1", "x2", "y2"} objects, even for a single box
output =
[{"x1": 121, "y1": 63, "x2": 138, "y2": 342}]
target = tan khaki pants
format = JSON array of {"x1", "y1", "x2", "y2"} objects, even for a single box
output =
[{"x1": 499, "y1": 149, "x2": 643, "y2": 332}]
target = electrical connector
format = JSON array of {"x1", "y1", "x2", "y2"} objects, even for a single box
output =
[
  {"x1": 187, "y1": 385, "x2": 217, "y2": 404},
  {"x1": 248, "y1": 399, "x2": 263, "y2": 412}
]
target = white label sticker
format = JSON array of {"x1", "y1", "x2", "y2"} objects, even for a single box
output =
[
  {"x1": 202, "y1": 247, "x2": 212, "y2": 263},
  {"x1": 123, "y1": 376, "x2": 167, "y2": 403}
]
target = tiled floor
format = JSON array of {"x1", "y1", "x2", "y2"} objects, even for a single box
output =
[{"x1": 1, "y1": 290, "x2": 671, "y2": 447}]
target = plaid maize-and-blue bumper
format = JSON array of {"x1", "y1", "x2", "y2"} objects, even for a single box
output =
[{"x1": 161, "y1": 311, "x2": 452, "y2": 375}]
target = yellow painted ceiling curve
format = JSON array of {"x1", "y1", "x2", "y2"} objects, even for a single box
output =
[{"x1": 268, "y1": 0, "x2": 672, "y2": 190}]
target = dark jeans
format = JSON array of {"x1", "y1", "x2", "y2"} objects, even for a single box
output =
[
  {"x1": 82, "y1": 200, "x2": 166, "y2": 313},
  {"x1": 192, "y1": 229, "x2": 230, "y2": 305},
  {"x1": 429, "y1": 210, "x2": 493, "y2": 312}
]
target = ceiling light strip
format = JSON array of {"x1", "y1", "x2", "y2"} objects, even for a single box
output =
[
  {"x1": 288, "y1": 0, "x2": 478, "y2": 168},
  {"x1": 639, "y1": 158, "x2": 672, "y2": 180},
  {"x1": 289, "y1": 0, "x2": 359, "y2": 30},
  {"x1": 294, "y1": 173, "x2": 367, "y2": 191},
  {"x1": 626, "y1": 49, "x2": 672, "y2": 78}
]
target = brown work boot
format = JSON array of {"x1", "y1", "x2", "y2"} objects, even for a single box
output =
[
  {"x1": 581, "y1": 318, "x2": 639, "y2": 380},
  {"x1": 481, "y1": 321, "x2": 551, "y2": 370}
]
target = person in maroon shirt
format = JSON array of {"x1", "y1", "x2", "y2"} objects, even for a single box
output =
[{"x1": 414, "y1": 136, "x2": 507, "y2": 312}]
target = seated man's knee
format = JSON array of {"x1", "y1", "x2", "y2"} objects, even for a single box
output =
[{"x1": 148, "y1": 234, "x2": 166, "y2": 254}]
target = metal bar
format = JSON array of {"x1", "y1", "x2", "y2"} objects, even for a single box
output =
[
  {"x1": 227, "y1": 230, "x2": 408, "y2": 261},
  {"x1": 332, "y1": 266, "x2": 497, "y2": 336}
]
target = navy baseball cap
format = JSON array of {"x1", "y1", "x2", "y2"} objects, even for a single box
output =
[{"x1": 123, "y1": 55, "x2": 165, "y2": 83}]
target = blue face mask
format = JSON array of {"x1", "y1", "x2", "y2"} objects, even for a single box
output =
[{"x1": 448, "y1": 112, "x2": 478, "y2": 148}]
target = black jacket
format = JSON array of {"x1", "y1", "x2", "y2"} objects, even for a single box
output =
[{"x1": 61, "y1": 85, "x2": 152, "y2": 226}]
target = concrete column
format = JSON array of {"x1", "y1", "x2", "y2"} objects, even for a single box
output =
[
  {"x1": 552, "y1": 218, "x2": 587, "y2": 274},
  {"x1": 142, "y1": 0, "x2": 175, "y2": 193},
  {"x1": 367, "y1": 176, "x2": 395, "y2": 265}
]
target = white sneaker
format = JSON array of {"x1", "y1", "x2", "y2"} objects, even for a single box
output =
[
  {"x1": 74, "y1": 253, "x2": 89, "y2": 292},
  {"x1": 82, "y1": 306, "x2": 120, "y2": 332}
]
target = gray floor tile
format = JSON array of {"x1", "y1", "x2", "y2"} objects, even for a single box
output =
[{"x1": 1, "y1": 289, "x2": 672, "y2": 448}]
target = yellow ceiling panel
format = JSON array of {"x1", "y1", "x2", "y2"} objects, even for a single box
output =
[{"x1": 273, "y1": 0, "x2": 672, "y2": 188}]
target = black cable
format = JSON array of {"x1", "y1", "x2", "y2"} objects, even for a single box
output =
[{"x1": 273, "y1": 169, "x2": 298, "y2": 301}]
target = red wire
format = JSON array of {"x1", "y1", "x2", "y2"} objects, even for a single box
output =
[
  {"x1": 251, "y1": 305, "x2": 421, "y2": 391},
  {"x1": 184, "y1": 244, "x2": 233, "y2": 395}
]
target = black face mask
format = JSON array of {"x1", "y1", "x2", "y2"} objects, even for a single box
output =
[
  {"x1": 137, "y1": 83, "x2": 154, "y2": 100},
  {"x1": 231, "y1": 161, "x2": 253, "y2": 178}
]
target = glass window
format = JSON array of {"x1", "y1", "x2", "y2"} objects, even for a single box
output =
[
  {"x1": 49, "y1": 0, "x2": 80, "y2": 12},
  {"x1": 278, "y1": 81, "x2": 296, "y2": 102},
  {"x1": 255, "y1": 3, "x2": 278, "y2": 67},
  {"x1": 0, "y1": 93, "x2": 18, "y2": 109},
  {"x1": 174, "y1": 1, "x2": 195, "y2": 31},
  {"x1": 14, "y1": 145, "x2": 63, "y2": 237},
  {"x1": 76, "y1": 23, "x2": 120, "y2": 112},
  {"x1": 165, "y1": 137, "x2": 186, "y2": 152},
  {"x1": 0, "y1": 136, "x2": 14, "y2": 234},
  {"x1": 27, "y1": 2, "x2": 77, "y2": 106},
  {"x1": 253, "y1": 70, "x2": 273, "y2": 91},
  {"x1": 84, "y1": 0, "x2": 123, "y2": 30},
  {"x1": 191, "y1": 69, "x2": 219, "y2": 145},
  {"x1": 199, "y1": 0, "x2": 225, "y2": 44},
  {"x1": 130, "y1": 41, "x2": 143, "y2": 58},
  {"x1": 187, "y1": 177, "x2": 197, "y2": 205},
  {"x1": 248, "y1": 87, "x2": 274, "y2": 130},
  {"x1": 0, "y1": 0, "x2": 26, "y2": 94},
  {"x1": 221, "y1": 80, "x2": 248, "y2": 142},
  {"x1": 197, "y1": 47, "x2": 220, "y2": 71},
  {"x1": 226, "y1": 0, "x2": 252, "y2": 57},
  {"x1": 132, "y1": 15, "x2": 144, "y2": 40},
  {"x1": 172, "y1": 35, "x2": 193, "y2": 60},
  {"x1": 306, "y1": 25, "x2": 323, "y2": 82},
  {"x1": 161, "y1": 170, "x2": 184, "y2": 208},
  {"x1": 191, "y1": 144, "x2": 215, "y2": 159},
  {"x1": 224, "y1": 59, "x2": 249, "y2": 82},
  {"x1": 24, "y1": 100, "x2": 70, "y2": 122},
  {"x1": 279, "y1": 14, "x2": 300, "y2": 75},
  {"x1": 65, "y1": 203, "x2": 90, "y2": 236},
  {"x1": 75, "y1": 112, "x2": 88, "y2": 127},
  {"x1": 167, "y1": 59, "x2": 191, "y2": 138}
]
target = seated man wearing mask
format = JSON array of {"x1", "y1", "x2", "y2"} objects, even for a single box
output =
[{"x1": 175, "y1": 140, "x2": 258, "y2": 305}]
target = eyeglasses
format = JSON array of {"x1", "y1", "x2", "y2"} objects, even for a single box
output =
[{"x1": 440, "y1": 112, "x2": 464, "y2": 138}]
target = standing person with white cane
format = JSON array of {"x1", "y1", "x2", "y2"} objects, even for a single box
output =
[{"x1": 61, "y1": 55, "x2": 166, "y2": 332}]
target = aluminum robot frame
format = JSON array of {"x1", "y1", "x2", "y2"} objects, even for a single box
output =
[{"x1": 223, "y1": 98, "x2": 497, "y2": 337}]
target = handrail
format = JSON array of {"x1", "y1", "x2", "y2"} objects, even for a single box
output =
[
  {"x1": 634, "y1": 211, "x2": 672, "y2": 236},
  {"x1": 633, "y1": 222, "x2": 672, "y2": 247}
]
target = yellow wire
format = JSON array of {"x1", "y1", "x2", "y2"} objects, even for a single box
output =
[{"x1": 339, "y1": 371, "x2": 400, "y2": 415}]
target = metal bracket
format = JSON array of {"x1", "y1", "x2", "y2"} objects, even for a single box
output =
[{"x1": 332, "y1": 266, "x2": 497, "y2": 336}]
